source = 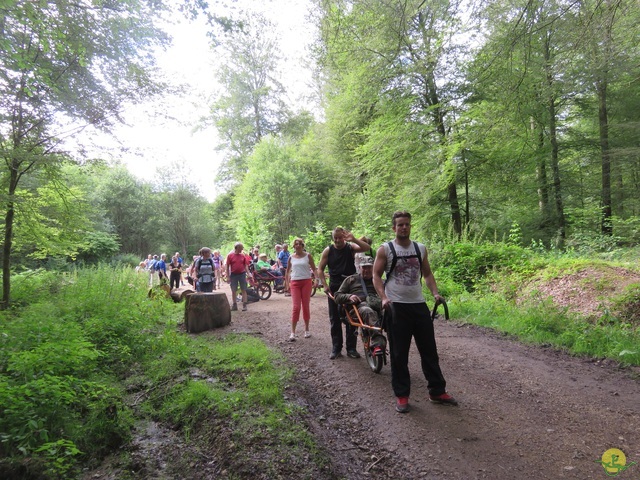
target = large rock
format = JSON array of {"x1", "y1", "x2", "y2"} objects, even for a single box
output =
[{"x1": 184, "y1": 292, "x2": 231, "y2": 333}]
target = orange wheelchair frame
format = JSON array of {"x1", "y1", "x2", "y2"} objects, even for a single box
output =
[{"x1": 328, "y1": 293, "x2": 388, "y2": 373}]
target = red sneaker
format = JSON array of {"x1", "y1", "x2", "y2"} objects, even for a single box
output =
[
  {"x1": 395, "y1": 396, "x2": 410, "y2": 413},
  {"x1": 429, "y1": 392, "x2": 458, "y2": 406}
]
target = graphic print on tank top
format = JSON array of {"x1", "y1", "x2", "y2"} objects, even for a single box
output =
[{"x1": 394, "y1": 255, "x2": 421, "y2": 286}]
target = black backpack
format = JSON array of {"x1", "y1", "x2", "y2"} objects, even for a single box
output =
[{"x1": 385, "y1": 241, "x2": 423, "y2": 286}]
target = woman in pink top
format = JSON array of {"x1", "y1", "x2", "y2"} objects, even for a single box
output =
[{"x1": 285, "y1": 238, "x2": 316, "y2": 342}]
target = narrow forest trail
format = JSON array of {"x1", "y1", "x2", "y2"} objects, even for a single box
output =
[{"x1": 220, "y1": 290, "x2": 640, "y2": 479}]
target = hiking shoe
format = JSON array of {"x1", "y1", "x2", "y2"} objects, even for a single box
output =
[
  {"x1": 231, "y1": 304, "x2": 238, "y2": 311},
  {"x1": 347, "y1": 349, "x2": 361, "y2": 359},
  {"x1": 396, "y1": 397, "x2": 410, "y2": 413},
  {"x1": 429, "y1": 392, "x2": 458, "y2": 406},
  {"x1": 242, "y1": 304, "x2": 247, "y2": 312},
  {"x1": 329, "y1": 350, "x2": 342, "y2": 360}
]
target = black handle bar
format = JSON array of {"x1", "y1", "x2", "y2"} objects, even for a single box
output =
[{"x1": 431, "y1": 298, "x2": 449, "y2": 321}]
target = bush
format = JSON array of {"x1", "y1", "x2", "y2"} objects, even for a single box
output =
[
  {"x1": 432, "y1": 241, "x2": 534, "y2": 292},
  {"x1": 0, "y1": 266, "x2": 170, "y2": 477},
  {"x1": 9, "y1": 269, "x2": 60, "y2": 307},
  {"x1": 109, "y1": 253, "x2": 141, "y2": 268},
  {"x1": 609, "y1": 284, "x2": 640, "y2": 326}
]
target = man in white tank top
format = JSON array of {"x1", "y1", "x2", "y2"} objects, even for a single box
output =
[{"x1": 372, "y1": 210, "x2": 458, "y2": 413}]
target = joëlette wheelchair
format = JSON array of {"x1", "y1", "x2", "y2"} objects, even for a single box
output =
[
  {"x1": 328, "y1": 293, "x2": 389, "y2": 373},
  {"x1": 328, "y1": 294, "x2": 450, "y2": 374}
]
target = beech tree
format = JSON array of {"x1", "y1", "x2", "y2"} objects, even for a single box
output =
[
  {"x1": 315, "y1": 0, "x2": 467, "y2": 236},
  {"x1": 0, "y1": 0, "x2": 169, "y2": 307},
  {"x1": 207, "y1": 13, "x2": 291, "y2": 185},
  {"x1": 573, "y1": 0, "x2": 640, "y2": 233},
  {"x1": 233, "y1": 137, "x2": 314, "y2": 247}
]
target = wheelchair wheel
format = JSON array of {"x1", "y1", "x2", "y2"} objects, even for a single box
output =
[
  {"x1": 365, "y1": 345, "x2": 384, "y2": 373},
  {"x1": 257, "y1": 282, "x2": 271, "y2": 300},
  {"x1": 361, "y1": 330, "x2": 384, "y2": 373}
]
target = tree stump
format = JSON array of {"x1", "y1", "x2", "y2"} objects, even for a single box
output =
[{"x1": 184, "y1": 292, "x2": 231, "y2": 333}]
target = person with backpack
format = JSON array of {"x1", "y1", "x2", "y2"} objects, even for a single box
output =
[
  {"x1": 212, "y1": 250, "x2": 224, "y2": 289},
  {"x1": 195, "y1": 247, "x2": 216, "y2": 293},
  {"x1": 372, "y1": 210, "x2": 458, "y2": 413},
  {"x1": 155, "y1": 254, "x2": 168, "y2": 284},
  {"x1": 148, "y1": 254, "x2": 159, "y2": 286}
]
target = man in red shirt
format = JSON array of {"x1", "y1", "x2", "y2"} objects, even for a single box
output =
[{"x1": 226, "y1": 242, "x2": 252, "y2": 311}]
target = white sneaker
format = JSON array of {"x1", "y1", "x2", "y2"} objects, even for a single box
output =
[
  {"x1": 288, "y1": 333, "x2": 296, "y2": 342},
  {"x1": 304, "y1": 331, "x2": 311, "y2": 338}
]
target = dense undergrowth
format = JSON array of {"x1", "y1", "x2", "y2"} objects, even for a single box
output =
[
  {"x1": 432, "y1": 241, "x2": 640, "y2": 366},
  {"x1": 0, "y1": 267, "x2": 327, "y2": 479},
  {"x1": 1, "y1": 241, "x2": 639, "y2": 478}
]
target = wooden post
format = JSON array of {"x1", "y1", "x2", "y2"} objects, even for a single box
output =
[{"x1": 184, "y1": 291, "x2": 231, "y2": 333}]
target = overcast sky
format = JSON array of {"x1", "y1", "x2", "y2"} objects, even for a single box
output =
[{"x1": 80, "y1": 0, "x2": 315, "y2": 202}]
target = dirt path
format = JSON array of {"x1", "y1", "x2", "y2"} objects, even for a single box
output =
[{"x1": 219, "y1": 290, "x2": 640, "y2": 480}]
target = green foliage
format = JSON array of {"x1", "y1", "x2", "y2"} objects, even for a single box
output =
[
  {"x1": 0, "y1": 0, "x2": 170, "y2": 306},
  {"x1": 565, "y1": 231, "x2": 622, "y2": 255},
  {"x1": 9, "y1": 269, "x2": 61, "y2": 307},
  {"x1": 158, "y1": 335, "x2": 291, "y2": 431},
  {"x1": 92, "y1": 166, "x2": 160, "y2": 256},
  {"x1": 233, "y1": 137, "x2": 315, "y2": 247},
  {"x1": 609, "y1": 284, "x2": 640, "y2": 327},
  {"x1": 109, "y1": 253, "x2": 143, "y2": 268},
  {"x1": 301, "y1": 223, "x2": 331, "y2": 259},
  {"x1": 612, "y1": 216, "x2": 640, "y2": 245},
  {"x1": 0, "y1": 267, "x2": 167, "y2": 475},
  {"x1": 207, "y1": 12, "x2": 291, "y2": 184},
  {"x1": 76, "y1": 232, "x2": 121, "y2": 263},
  {"x1": 34, "y1": 439, "x2": 83, "y2": 478},
  {"x1": 433, "y1": 241, "x2": 535, "y2": 291},
  {"x1": 454, "y1": 294, "x2": 640, "y2": 365}
]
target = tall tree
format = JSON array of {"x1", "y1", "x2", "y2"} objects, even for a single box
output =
[
  {"x1": 158, "y1": 186, "x2": 211, "y2": 256},
  {"x1": 315, "y1": 0, "x2": 467, "y2": 235},
  {"x1": 574, "y1": 0, "x2": 639, "y2": 234},
  {"x1": 465, "y1": 0, "x2": 577, "y2": 241},
  {"x1": 94, "y1": 166, "x2": 159, "y2": 255},
  {"x1": 233, "y1": 136, "x2": 314, "y2": 247},
  {"x1": 0, "y1": 0, "x2": 168, "y2": 307},
  {"x1": 207, "y1": 12, "x2": 291, "y2": 185}
]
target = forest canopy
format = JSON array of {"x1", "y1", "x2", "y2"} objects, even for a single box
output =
[{"x1": 1, "y1": 0, "x2": 639, "y2": 306}]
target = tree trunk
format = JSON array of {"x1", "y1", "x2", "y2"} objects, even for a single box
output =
[
  {"x1": 462, "y1": 149, "x2": 470, "y2": 226},
  {"x1": 171, "y1": 287, "x2": 195, "y2": 303},
  {"x1": 1, "y1": 168, "x2": 18, "y2": 310},
  {"x1": 534, "y1": 118, "x2": 550, "y2": 224},
  {"x1": 427, "y1": 75, "x2": 461, "y2": 237},
  {"x1": 597, "y1": 80, "x2": 612, "y2": 235},
  {"x1": 548, "y1": 97, "x2": 565, "y2": 240},
  {"x1": 544, "y1": 34, "x2": 565, "y2": 241},
  {"x1": 184, "y1": 292, "x2": 231, "y2": 333}
]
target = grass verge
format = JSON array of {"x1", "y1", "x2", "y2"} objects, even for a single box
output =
[
  {"x1": 0, "y1": 266, "x2": 330, "y2": 479},
  {"x1": 450, "y1": 287, "x2": 640, "y2": 367}
]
